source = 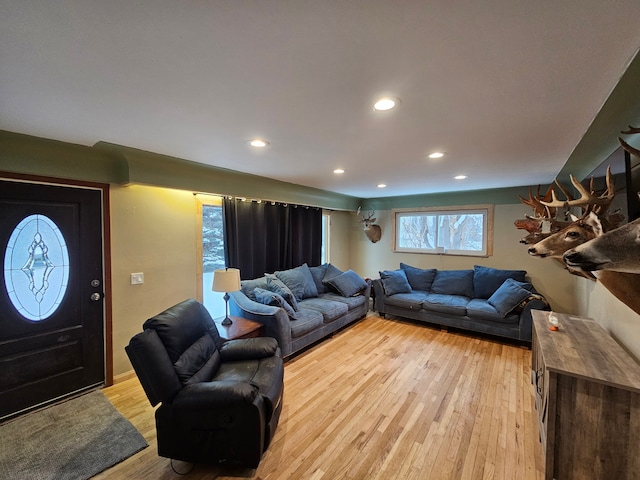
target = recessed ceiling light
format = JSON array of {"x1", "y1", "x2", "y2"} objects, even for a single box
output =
[
  {"x1": 428, "y1": 152, "x2": 445, "y2": 159},
  {"x1": 333, "y1": 168, "x2": 345, "y2": 174},
  {"x1": 248, "y1": 138, "x2": 269, "y2": 147},
  {"x1": 454, "y1": 175, "x2": 467, "y2": 180},
  {"x1": 377, "y1": 183, "x2": 387, "y2": 188},
  {"x1": 373, "y1": 97, "x2": 400, "y2": 111}
]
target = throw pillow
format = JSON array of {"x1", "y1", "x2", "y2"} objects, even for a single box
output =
[
  {"x1": 400, "y1": 263, "x2": 437, "y2": 292},
  {"x1": 379, "y1": 269, "x2": 412, "y2": 295},
  {"x1": 322, "y1": 263, "x2": 344, "y2": 285},
  {"x1": 275, "y1": 263, "x2": 319, "y2": 301},
  {"x1": 431, "y1": 270, "x2": 475, "y2": 297},
  {"x1": 309, "y1": 264, "x2": 329, "y2": 294},
  {"x1": 325, "y1": 269, "x2": 368, "y2": 297},
  {"x1": 240, "y1": 276, "x2": 268, "y2": 301},
  {"x1": 473, "y1": 265, "x2": 527, "y2": 299},
  {"x1": 487, "y1": 278, "x2": 534, "y2": 317},
  {"x1": 266, "y1": 274, "x2": 299, "y2": 311},
  {"x1": 253, "y1": 287, "x2": 298, "y2": 319}
]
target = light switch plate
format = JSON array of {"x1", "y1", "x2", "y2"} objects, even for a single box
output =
[{"x1": 130, "y1": 272, "x2": 144, "y2": 285}]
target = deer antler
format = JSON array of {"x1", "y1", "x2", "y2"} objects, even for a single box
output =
[
  {"x1": 619, "y1": 125, "x2": 640, "y2": 158},
  {"x1": 518, "y1": 185, "x2": 556, "y2": 219},
  {"x1": 541, "y1": 166, "x2": 615, "y2": 212},
  {"x1": 621, "y1": 126, "x2": 640, "y2": 135}
]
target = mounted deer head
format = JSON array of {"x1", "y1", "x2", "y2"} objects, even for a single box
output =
[
  {"x1": 527, "y1": 212, "x2": 602, "y2": 259},
  {"x1": 357, "y1": 207, "x2": 382, "y2": 243},
  {"x1": 563, "y1": 217, "x2": 640, "y2": 274}
]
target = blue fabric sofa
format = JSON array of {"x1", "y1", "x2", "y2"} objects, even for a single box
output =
[
  {"x1": 372, "y1": 264, "x2": 548, "y2": 343},
  {"x1": 229, "y1": 263, "x2": 371, "y2": 358}
]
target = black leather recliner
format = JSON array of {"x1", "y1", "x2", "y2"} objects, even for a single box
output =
[{"x1": 125, "y1": 298, "x2": 284, "y2": 468}]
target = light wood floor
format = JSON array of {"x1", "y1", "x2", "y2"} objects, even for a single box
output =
[{"x1": 97, "y1": 314, "x2": 545, "y2": 480}]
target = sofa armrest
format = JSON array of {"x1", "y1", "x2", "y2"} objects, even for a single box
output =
[
  {"x1": 125, "y1": 329, "x2": 182, "y2": 407},
  {"x1": 173, "y1": 380, "x2": 259, "y2": 410},
  {"x1": 371, "y1": 279, "x2": 386, "y2": 313},
  {"x1": 518, "y1": 295, "x2": 550, "y2": 342},
  {"x1": 229, "y1": 291, "x2": 293, "y2": 357},
  {"x1": 220, "y1": 337, "x2": 279, "y2": 361}
]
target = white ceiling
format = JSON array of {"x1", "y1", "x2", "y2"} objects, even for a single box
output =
[{"x1": 2, "y1": 1, "x2": 640, "y2": 199}]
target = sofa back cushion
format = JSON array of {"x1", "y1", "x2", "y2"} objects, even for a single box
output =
[
  {"x1": 380, "y1": 269, "x2": 412, "y2": 295},
  {"x1": 275, "y1": 263, "x2": 319, "y2": 301},
  {"x1": 473, "y1": 265, "x2": 527, "y2": 299},
  {"x1": 240, "y1": 276, "x2": 268, "y2": 301},
  {"x1": 309, "y1": 264, "x2": 329, "y2": 294},
  {"x1": 143, "y1": 298, "x2": 223, "y2": 363},
  {"x1": 431, "y1": 270, "x2": 475, "y2": 297},
  {"x1": 400, "y1": 263, "x2": 437, "y2": 291},
  {"x1": 174, "y1": 334, "x2": 222, "y2": 385}
]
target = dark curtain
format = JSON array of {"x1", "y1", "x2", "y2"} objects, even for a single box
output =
[{"x1": 223, "y1": 198, "x2": 322, "y2": 279}]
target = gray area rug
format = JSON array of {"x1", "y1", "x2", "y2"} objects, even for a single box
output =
[{"x1": 0, "y1": 390, "x2": 148, "y2": 480}]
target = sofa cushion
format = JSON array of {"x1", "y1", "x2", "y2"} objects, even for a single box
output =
[
  {"x1": 380, "y1": 269, "x2": 412, "y2": 295},
  {"x1": 385, "y1": 292, "x2": 428, "y2": 310},
  {"x1": 431, "y1": 270, "x2": 474, "y2": 297},
  {"x1": 309, "y1": 264, "x2": 329, "y2": 294},
  {"x1": 324, "y1": 269, "x2": 368, "y2": 297},
  {"x1": 174, "y1": 333, "x2": 221, "y2": 385},
  {"x1": 275, "y1": 263, "x2": 318, "y2": 301},
  {"x1": 266, "y1": 274, "x2": 299, "y2": 311},
  {"x1": 298, "y1": 298, "x2": 349, "y2": 323},
  {"x1": 473, "y1": 265, "x2": 527, "y2": 299},
  {"x1": 466, "y1": 298, "x2": 520, "y2": 325},
  {"x1": 288, "y1": 309, "x2": 324, "y2": 338},
  {"x1": 487, "y1": 278, "x2": 534, "y2": 317},
  {"x1": 253, "y1": 287, "x2": 298, "y2": 319},
  {"x1": 240, "y1": 276, "x2": 268, "y2": 301},
  {"x1": 400, "y1": 263, "x2": 437, "y2": 292},
  {"x1": 422, "y1": 293, "x2": 470, "y2": 315},
  {"x1": 321, "y1": 292, "x2": 368, "y2": 310}
]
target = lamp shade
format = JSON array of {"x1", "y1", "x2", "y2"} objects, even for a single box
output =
[{"x1": 212, "y1": 268, "x2": 241, "y2": 293}]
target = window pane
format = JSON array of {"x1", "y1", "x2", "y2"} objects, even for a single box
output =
[
  {"x1": 437, "y1": 214, "x2": 484, "y2": 252},
  {"x1": 321, "y1": 213, "x2": 329, "y2": 264},
  {"x1": 397, "y1": 214, "x2": 437, "y2": 250},
  {"x1": 202, "y1": 205, "x2": 226, "y2": 318}
]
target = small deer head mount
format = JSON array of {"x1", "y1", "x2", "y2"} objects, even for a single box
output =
[{"x1": 357, "y1": 207, "x2": 382, "y2": 243}]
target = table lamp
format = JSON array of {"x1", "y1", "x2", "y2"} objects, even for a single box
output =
[{"x1": 212, "y1": 267, "x2": 241, "y2": 325}]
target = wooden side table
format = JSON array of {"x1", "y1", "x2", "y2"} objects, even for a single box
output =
[{"x1": 215, "y1": 316, "x2": 264, "y2": 341}]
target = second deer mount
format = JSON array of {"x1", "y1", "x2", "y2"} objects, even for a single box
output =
[{"x1": 357, "y1": 207, "x2": 382, "y2": 243}]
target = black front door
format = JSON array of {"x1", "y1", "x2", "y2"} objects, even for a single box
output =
[{"x1": 0, "y1": 180, "x2": 105, "y2": 419}]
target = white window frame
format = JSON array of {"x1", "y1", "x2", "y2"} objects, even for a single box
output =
[{"x1": 392, "y1": 204, "x2": 494, "y2": 257}]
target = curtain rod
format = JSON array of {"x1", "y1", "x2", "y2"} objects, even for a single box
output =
[{"x1": 194, "y1": 192, "x2": 335, "y2": 211}]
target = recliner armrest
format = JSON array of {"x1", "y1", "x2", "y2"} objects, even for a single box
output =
[
  {"x1": 220, "y1": 337, "x2": 279, "y2": 361},
  {"x1": 174, "y1": 380, "x2": 259, "y2": 410}
]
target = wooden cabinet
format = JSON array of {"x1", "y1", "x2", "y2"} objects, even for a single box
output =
[{"x1": 531, "y1": 310, "x2": 640, "y2": 480}]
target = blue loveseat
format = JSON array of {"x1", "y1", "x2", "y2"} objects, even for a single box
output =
[
  {"x1": 229, "y1": 263, "x2": 371, "y2": 358},
  {"x1": 372, "y1": 264, "x2": 548, "y2": 343}
]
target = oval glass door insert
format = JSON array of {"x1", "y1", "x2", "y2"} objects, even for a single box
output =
[{"x1": 3, "y1": 214, "x2": 70, "y2": 321}]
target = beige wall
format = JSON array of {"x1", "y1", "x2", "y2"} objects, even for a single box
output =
[
  {"x1": 110, "y1": 185, "x2": 200, "y2": 375},
  {"x1": 574, "y1": 276, "x2": 640, "y2": 361}
]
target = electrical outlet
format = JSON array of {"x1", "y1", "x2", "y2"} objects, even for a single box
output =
[{"x1": 130, "y1": 272, "x2": 144, "y2": 285}]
